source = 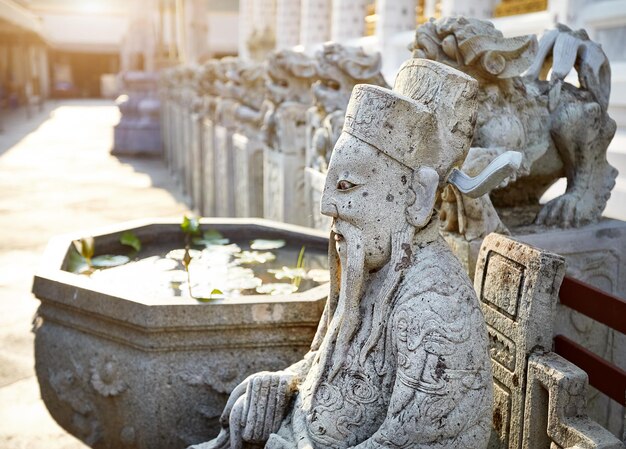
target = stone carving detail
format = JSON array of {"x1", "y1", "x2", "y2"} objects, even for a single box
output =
[
  {"x1": 476, "y1": 234, "x2": 564, "y2": 448},
  {"x1": 190, "y1": 59, "x2": 501, "y2": 449},
  {"x1": 48, "y1": 366, "x2": 102, "y2": 446},
  {"x1": 89, "y1": 354, "x2": 128, "y2": 397},
  {"x1": 263, "y1": 49, "x2": 318, "y2": 150},
  {"x1": 411, "y1": 17, "x2": 618, "y2": 241},
  {"x1": 524, "y1": 352, "x2": 625, "y2": 449}
]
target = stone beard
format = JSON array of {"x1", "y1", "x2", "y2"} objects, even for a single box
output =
[{"x1": 265, "y1": 221, "x2": 493, "y2": 449}]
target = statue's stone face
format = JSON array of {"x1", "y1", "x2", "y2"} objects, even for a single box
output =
[{"x1": 321, "y1": 132, "x2": 412, "y2": 271}]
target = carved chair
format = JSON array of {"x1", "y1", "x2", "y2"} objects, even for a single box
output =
[{"x1": 475, "y1": 234, "x2": 624, "y2": 449}]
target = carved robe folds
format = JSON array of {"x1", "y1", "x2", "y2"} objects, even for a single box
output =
[{"x1": 267, "y1": 236, "x2": 493, "y2": 449}]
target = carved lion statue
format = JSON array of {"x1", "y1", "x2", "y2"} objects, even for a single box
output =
[
  {"x1": 411, "y1": 17, "x2": 617, "y2": 240},
  {"x1": 263, "y1": 50, "x2": 319, "y2": 149}
]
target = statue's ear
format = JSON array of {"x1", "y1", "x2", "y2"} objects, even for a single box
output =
[{"x1": 406, "y1": 167, "x2": 439, "y2": 228}]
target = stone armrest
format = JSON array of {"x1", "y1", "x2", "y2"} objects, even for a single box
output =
[{"x1": 523, "y1": 352, "x2": 624, "y2": 449}]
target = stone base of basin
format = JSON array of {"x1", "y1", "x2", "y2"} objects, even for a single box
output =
[{"x1": 33, "y1": 219, "x2": 329, "y2": 449}]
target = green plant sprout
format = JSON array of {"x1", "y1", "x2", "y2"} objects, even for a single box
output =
[
  {"x1": 71, "y1": 232, "x2": 142, "y2": 274},
  {"x1": 293, "y1": 245, "x2": 306, "y2": 290},
  {"x1": 180, "y1": 215, "x2": 223, "y2": 302}
]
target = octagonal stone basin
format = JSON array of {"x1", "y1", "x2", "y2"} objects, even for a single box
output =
[{"x1": 32, "y1": 218, "x2": 329, "y2": 449}]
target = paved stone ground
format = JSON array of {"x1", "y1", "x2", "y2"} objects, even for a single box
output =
[{"x1": 0, "y1": 100, "x2": 190, "y2": 448}]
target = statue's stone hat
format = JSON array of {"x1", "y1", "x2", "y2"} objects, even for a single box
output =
[{"x1": 342, "y1": 59, "x2": 478, "y2": 184}]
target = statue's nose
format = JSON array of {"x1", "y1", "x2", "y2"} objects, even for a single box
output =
[{"x1": 320, "y1": 191, "x2": 338, "y2": 218}]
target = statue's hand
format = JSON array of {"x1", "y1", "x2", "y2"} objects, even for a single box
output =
[{"x1": 240, "y1": 371, "x2": 296, "y2": 443}]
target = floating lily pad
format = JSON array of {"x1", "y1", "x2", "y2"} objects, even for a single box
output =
[
  {"x1": 193, "y1": 229, "x2": 229, "y2": 246},
  {"x1": 255, "y1": 283, "x2": 299, "y2": 295},
  {"x1": 167, "y1": 270, "x2": 189, "y2": 283},
  {"x1": 308, "y1": 269, "x2": 330, "y2": 283},
  {"x1": 250, "y1": 239, "x2": 286, "y2": 250},
  {"x1": 166, "y1": 249, "x2": 201, "y2": 260},
  {"x1": 91, "y1": 255, "x2": 130, "y2": 268},
  {"x1": 268, "y1": 266, "x2": 308, "y2": 280},
  {"x1": 235, "y1": 250, "x2": 276, "y2": 264},
  {"x1": 120, "y1": 231, "x2": 141, "y2": 252},
  {"x1": 154, "y1": 258, "x2": 178, "y2": 271}
]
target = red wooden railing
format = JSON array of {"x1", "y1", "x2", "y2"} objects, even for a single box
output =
[{"x1": 556, "y1": 276, "x2": 626, "y2": 406}]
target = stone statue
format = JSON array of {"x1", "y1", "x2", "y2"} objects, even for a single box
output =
[
  {"x1": 233, "y1": 63, "x2": 268, "y2": 137},
  {"x1": 197, "y1": 59, "x2": 220, "y2": 119},
  {"x1": 189, "y1": 59, "x2": 512, "y2": 449},
  {"x1": 261, "y1": 49, "x2": 319, "y2": 225},
  {"x1": 411, "y1": 17, "x2": 618, "y2": 240},
  {"x1": 307, "y1": 43, "x2": 389, "y2": 173},
  {"x1": 262, "y1": 49, "x2": 318, "y2": 149},
  {"x1": 214, "y1": 57, "x2": 242, "y2": 127}
]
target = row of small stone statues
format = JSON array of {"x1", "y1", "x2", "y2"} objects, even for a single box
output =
[
  {"x1": 159, "y1": 16, "x2": 617, "y2": 243},
  {"x1": 159, "y1": 40, "x2": 383, "y2": 230}
]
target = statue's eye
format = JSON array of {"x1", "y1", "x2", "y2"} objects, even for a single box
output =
[{"x1": 337, "y1": 180, "x2": 356, "y2": 191}]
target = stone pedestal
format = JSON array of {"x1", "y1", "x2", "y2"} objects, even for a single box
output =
[
  {"x1": 264, "y1": 147, "x2": 307, "y2": 226},
  {"x1": 232, "y1": 133, "x2": 264, "y2": 218},
  {"x1": 182, "y1": 107, "x2": 194, "y2": 197},
  {"x1": 445, "y1": 219, "x2": 626, "y2": 438},
  {"x1": 304, "y1": 167, "x2": 332, "y2": 232},
  {"x1": 300, "y1": 0, "x2": 332, "y2": 49},
  {"x1": 113, "y1": 72, "x2": 162, "y2": 157},
  {"x1": 189, "y1": 114, "x2": 204, "y2": 211},
  {"x1": 172, "y1": 103, "x2": 184, "y2": 185},
  {"x1": 276, "y1": 0, "x2": 301, "y2": 50},
  {"x1": 201, "y1": 118, "x2": 216, "y2": 217},
  {"x1": 264, "y1": 103, "x2": 309, "y2": 226},
  {"x1": 214, "y1": 125, "x2": 235, "y2": 217}
]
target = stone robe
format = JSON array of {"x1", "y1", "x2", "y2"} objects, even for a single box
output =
[{"x1": 265, "y1": 235, "x2": 493, "y2": 449}]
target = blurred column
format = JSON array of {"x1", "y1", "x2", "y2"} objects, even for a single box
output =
[
  {"x1": 375, "y1": 0, "x2": 416, "y2": 75},
  {"x1": 331, "y1": 0, "x2": 369, "y2": 42},
  {"x1": 239, "y1": 0, "x2": 253, "y2": 60},
  {"x1": 183, "y1": 0, "x2": 208, "y2": 63},
  {"x1": 248, "y1": 0, "x2": 276, "y2": 61},
  {"x1": 300, "y1": 0, "x2": 331, "y2": 50},
  {"x1": 375, "y1": 0, "x2": 416, "y2": 41},
  {"x1": 276, "y1": 0, "x2": 301, "y2": 49}
]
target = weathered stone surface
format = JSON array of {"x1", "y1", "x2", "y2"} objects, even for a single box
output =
[
  {"x1": 524, "y1": 352, "x2": 624, "y2": 449},
  {"x1": 412, "y1": 17, "x2": 618, "y2": 240},
  {"x1": 195, "y1": 59, "x2": 496, "y2": 449},
  {"x1": 475, "y1": 233, "x2": 566, "y2": 449},
  {"x1": 446, "y1": 219, "x2": 626, "y2": 438},
  {"x1": 32, "y1": 219, "x2": 329, "y2": 449}
]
